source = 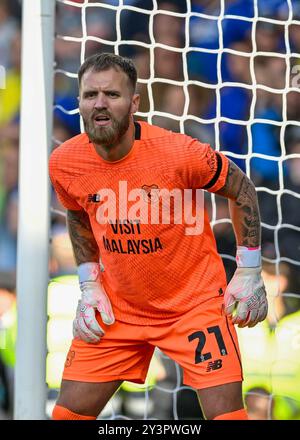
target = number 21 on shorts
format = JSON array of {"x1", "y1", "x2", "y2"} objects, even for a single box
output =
[{"x1": 188, "y1": 325, "x2": 228, "y2": 364}]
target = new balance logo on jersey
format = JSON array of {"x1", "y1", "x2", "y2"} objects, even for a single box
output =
[
  {"x1": 206, "y1": 359, "x2": 223, "y2": 372},
  {"x1": 88, "y1": 193, "x2": 101, "y2": 203}
]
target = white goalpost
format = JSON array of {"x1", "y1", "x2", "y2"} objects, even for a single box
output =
[
  {"x1": 17, "y1": 0, "x2": 300, "y2": 420},
  {"x1": 15, "y1": 0, "x2": 55, "y2": 420}
]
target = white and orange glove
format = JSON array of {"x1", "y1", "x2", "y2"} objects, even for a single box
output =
[
  {"x1": 224, "y1": 246, "x2": 268, "y2": 328},
  {"x1": 73, "y1": 262, "x2": 115, "y2": 343}
]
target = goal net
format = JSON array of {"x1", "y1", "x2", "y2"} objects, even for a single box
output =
[{"x1": 48, "y1": 0, "x2": 300, "y2": 420}]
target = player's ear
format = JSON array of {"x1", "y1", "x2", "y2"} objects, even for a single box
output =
[{"x1": 131, "y1": 93, "x2": 140, "y2": 114}]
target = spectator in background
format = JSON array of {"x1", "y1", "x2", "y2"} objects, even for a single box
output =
[
  {"x1": 120, "y1": 0, "x2": 186, "y2": 58},
  {"x1": 0, "y1": 31, "x2": 21, "y2": 128},
  {"x1": 250, "y1": 57, "x2": 284, "y2": 189},
  {"x1": 55, "y1": 2, "x2": 82, "y2": 75},
  {"x1": 0, "y1": 271, "x2": 16, "y2": 419},
  {"x1": 53, "y1": 97, "x2": 81, "y2": 138},
  {"x1": 188, "y1": 0, "x2": 253, "y2": 83},
  {"x1": 258, "y1": 0, "x2": 290, "y2": 18},
  {"x1": 280, "y1": 140, "x2": 300, "y2": 263},
  {"x1": 49, "y1": 227, "x2": 76, "y2": 278},
  {"x1": 255, "y1": 21, "x2": 282, "y2": 53},
  {"x1": 52, "y1": 117, "x2": 76, "y2": 148},
  {"x1": 289, "y1": 22, "x2": 300, "y2": 53},
  {"x1": 0, "y1": 141, "x2": 18, "y2": 272},
  {"x1": 0, "y1": 0, "x2": 19, "y2": 70},
  {"x1": 131, "y1": 1, "x2": 185, "y2": 130},
  {"x1": 204, "y1": 39, "x2": 252, "y2": 171},
  {"x1": 257, "y1": 140, "x2": 300, "y2": 264},
  {"x1": 287, "y1": 89, "x2": 300, "y2": 129}
]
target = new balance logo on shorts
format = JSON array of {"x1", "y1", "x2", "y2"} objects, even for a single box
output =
[
  {"x1": 88, "y1": 193, "x2": 101, "y2": 203},
  {"x1": 206, "y1": 359, "x2": 222, "y2": 372}
]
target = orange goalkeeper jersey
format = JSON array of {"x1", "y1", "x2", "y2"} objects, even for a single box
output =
[{"x1": 49, "y1": 121, "x2": 229, "y2": 324}]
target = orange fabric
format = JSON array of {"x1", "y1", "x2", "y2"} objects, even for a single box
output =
[
  {"x1": 213, "y1": 408, "x2": 248, "y2": 420},
  {"x1": 63, "y1": 296, "x2": 243, "y2": 390},
  {"x1": 52, "y1": 404, "x2": 96, "y2": 420},
  {"x1": 49, "y1": 121, "x2": 229, "y2": 325}
]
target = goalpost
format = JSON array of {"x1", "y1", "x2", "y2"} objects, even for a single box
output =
[
  {"x1": 16, "y1": 0, "x2": 300, "y2": 419},
  {"x1": 14, "y1": 0, "x2": 55, "y2": 420}
]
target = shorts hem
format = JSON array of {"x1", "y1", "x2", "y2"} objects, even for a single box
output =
[
  {"x1": 62, "y1": 374, "x2": 146, "y2": 384},
  {"x1": 183, "y1": 375, "x2": 243, "y2": 390}
]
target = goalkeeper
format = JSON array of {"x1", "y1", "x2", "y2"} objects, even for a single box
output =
[{"x1": 49, "y1": 53, "x2": 267, "y2": 420}]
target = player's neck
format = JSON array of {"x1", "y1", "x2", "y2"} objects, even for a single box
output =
[{"x1": 93, "y1": 119, "x2": 135, "y2": 162}]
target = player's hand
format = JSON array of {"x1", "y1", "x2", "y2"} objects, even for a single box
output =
[
  {"x1": 224, "y1": 267, "x2": 268, "y2": 328},
  {"x1": 73, "y1": 263, "x2": 115, "y2": 343}
]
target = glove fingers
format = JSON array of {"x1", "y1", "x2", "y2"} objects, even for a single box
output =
[
  {"x1": 73, "y1": 302, "x2": 85, "y2": 340},
  {"x1": 73, "y1": 320, "x2": 90, "y2": 342},
  {"x1": 97, "y1": 296, "x2": 115, "y2": 325},
  {"x1": 78, "y1": 315, "x2": 101, "y2": 343},
  {"x1": 238, "y1": 296, "x2": 268, "y2": 328},
  {"x1": 232, "y1": 302, "x2": 249, "y2": 326},
  {"x1": 247, "y1": 298, "x2": 267, "y2": 328},
  {"x1": 73, "y1": 301, "x2": 103, "y2": 343},
  {"x1": 82, "y1": 304, "x2": 105, "y2": 336},
  {"x1": 240, "y1": 309, "x2": 259, "y2": 328},
  {"x1": 73, "y1": 318, "x2": 88, "y2": 341},
  {"x1": 247, "y1": 298, "x2": 267, "y2": 327},
  {"x1": 234, "y1": 301, "x2": 249, "y2": 320},
  {"x1": 224, "y1": 293, "x2": 236, "y2": 316}
]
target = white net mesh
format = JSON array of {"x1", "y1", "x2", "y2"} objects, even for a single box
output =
[{"x1": 49, "y1": 0, "x2": 300, "y2": 419}]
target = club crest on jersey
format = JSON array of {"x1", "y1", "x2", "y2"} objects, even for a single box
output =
[
  {"x1": 141, "y1": 184, "x2": 159, "y2": 203},
  {"x1": 206, "y1": 149, "x2": 217, "y2": 170}
]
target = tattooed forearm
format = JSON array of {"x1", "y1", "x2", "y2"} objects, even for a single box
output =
[
  {"x1": 67, "y1": 209, "x2": 99, "y2": 265},
  {"x1": 229, "y1": 175, "x2": 261, "y2": 247},
  {"x1": 215, "y1": 160, "x2": 261, "y2": 247}
]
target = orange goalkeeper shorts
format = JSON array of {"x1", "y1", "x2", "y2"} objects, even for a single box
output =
[{"x1": 62, "y1": 295, "x2": 243, "y2": 389}]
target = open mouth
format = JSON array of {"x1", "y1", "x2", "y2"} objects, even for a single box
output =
[{"x1": 93, "y1": 114, "x2": 111, "y2": 126}]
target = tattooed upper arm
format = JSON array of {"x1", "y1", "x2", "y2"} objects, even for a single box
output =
[
  {"x1": 67, "y1": 209, "x2": 99, "y2": 265},
  {"x1": 215, "y1": 160, "x2": 247, "y2": 200}
]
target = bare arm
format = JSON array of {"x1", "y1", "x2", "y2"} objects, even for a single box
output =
[
  {"x1": 67, "y1": 209, "x2": 99, "y2": 265},
  {"x1": 215, "y1": 160, "x2": 261, "y2": 248}
]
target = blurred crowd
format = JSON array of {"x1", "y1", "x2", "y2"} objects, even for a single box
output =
[{"x1": 1, "y1": 0, "x2": 300, "y2": 420}]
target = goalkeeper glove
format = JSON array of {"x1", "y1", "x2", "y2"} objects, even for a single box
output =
[
  {"x1": 73, "y1": 262, "x2": 115, "y2": 343},
  {"x1": 224, "y1": 246, "x2": 268, "y2": 328}
]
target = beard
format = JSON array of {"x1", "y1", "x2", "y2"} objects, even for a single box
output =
[{"x1": 83, "y1": 107, "x2": 131, "y2": 148}]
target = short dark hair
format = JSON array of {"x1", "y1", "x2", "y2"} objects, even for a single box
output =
[{"x1": 78, "y1": 52, "x2": 138, "y2": 93}]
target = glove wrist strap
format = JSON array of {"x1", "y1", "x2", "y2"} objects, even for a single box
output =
[
  {"x1": 236, "y1": 246, "x2": 261, "y2": 268},
  {"x1": 78, "y1": 262, "x2": 100, "y2": 283}
]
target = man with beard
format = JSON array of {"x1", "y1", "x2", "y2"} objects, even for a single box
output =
[{"x1": 49, "y1": 53, "x2": 267, "y2": 420}]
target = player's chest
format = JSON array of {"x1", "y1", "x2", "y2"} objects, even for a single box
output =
[{"x1": 69, "y1": 168, "x2": 182, "y2": 213}]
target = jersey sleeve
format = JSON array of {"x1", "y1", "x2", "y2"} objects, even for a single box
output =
[
  {"x1": 182, "y1": 138, "x2": 229, "y2": 192},
  {"x1": 49, "y1": 151, "x2": 82, "y2": 211}
]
